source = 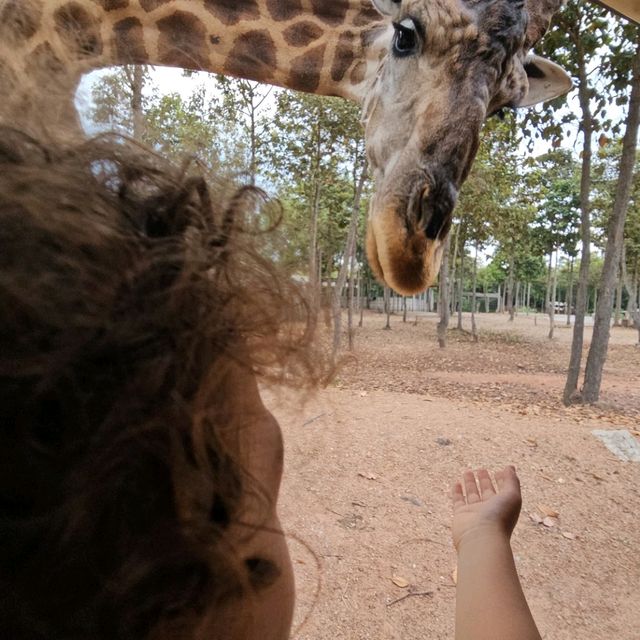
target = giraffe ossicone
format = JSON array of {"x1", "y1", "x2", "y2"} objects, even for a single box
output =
[{"x1": 0, "y1": 0, "x2": 571, "y2": 294}]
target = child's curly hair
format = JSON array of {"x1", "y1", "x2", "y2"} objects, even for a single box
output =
[{"x1": 0, "y1": 127, "x2": 326, "y2": 639}]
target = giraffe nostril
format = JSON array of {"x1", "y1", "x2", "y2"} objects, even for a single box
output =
[{"x1": 419, "y1": 179, "x2": 457, "y2": 240}]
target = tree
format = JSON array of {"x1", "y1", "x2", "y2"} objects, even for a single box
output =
[
  {"x1": 91, "y1": 65, "x2": 151, "y2": 140},
  {"x1": 583, "y1": 29, "x2": 640, "y2": 401},
  {"x1": 529, "y1": 1, "x2": 620, "y2": 404}
]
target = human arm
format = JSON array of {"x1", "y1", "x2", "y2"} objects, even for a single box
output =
[{"x1": 451, "y1": 467, "x2": 542, "y2": 640}]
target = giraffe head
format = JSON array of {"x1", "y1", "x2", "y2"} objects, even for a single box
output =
[{"x1": 362, "y1": 0, "x2": 570, "y2": 294}]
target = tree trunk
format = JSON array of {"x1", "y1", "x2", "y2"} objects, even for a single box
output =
[
  {"x1": 449, "y1": 224, "x2": 460, "y2": 314},
  {"x1": 548, "y1": 249, "x2": 558, "y2": 340},
  {"x1": 621, "y1": 245, "x2": 640, "y2": 344},
  {"x1": 471, "y1": 240, "x2": 479, "y2": 342},
  {"x1": 457, "y1": 239, "x2": 465, "y2": 330},
  {"x1": 358, "y1": 273, "x2": 364, "y2": 328},
  {"x1": 614, "y1": 260, "x2": 623, "y2": 327},
  {"x1": 566, "y1": 256, "x2": 575, "y2": 326},
  {"x1": 563, "y1": 36, "x2": 594, "y2": 406},
  {"x1": 582, "y1": 35, "x2": 640, "y2": 402},
  {"x1": 347, "y1": 246, "x2": 357, "y2": 350},
  {"x1": 507, "y1": 253, "x2": 515, "y2": 322},
  {"x1": 402, "y1": 297, "x2": 407, "y2": 323},
  {"x1": 383, "y1": 286, "x2": 391, "y2": 330},
  {"x1": 130, "y1": 65, "x2": 145, "y2": 141},
  {"x1": 437, "y1": 235, "x2": 452, "y2": 348},
  {"x1": 331, "y1": 160, "x2": 367, "y2": 356}
]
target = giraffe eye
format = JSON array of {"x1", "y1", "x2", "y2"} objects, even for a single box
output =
[{"x1": 392, "y1": 19, "x2": 419, "y2": 57}]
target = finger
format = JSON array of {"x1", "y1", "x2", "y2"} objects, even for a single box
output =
[
  {"x1": 476, "y1": 468, "x2": 495, "y2": 499},
  {"x1": 496, "y1": 465, "x2": 520, "y2": 493},
  {"x1": 463, "y1": 470, "x2": 481, "y2": 504},
  {"x1": 451, "y1": 481, "x2": 466, "y2": 511}
]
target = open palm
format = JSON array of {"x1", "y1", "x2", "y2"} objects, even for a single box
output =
[{"x1": 451, "y1": 467, "x2": 523, "y2": 551}]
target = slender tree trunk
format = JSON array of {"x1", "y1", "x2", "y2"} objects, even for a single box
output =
[
  {"x1": 621, "y1": 245, "x2": 640, "y2": 344},
  {"x1": 449, "y1": 224, "x2": 460, "y2": 314},
  {"x1": 507, "y1": 253, "x2": 515, "y2": 321},
  {"x1": 566, "y1": 256, "x2": 575, "y2": 326},
  {"x1": 457, "y1": 239, "x2": 465, "y2": 330},
  {"x1": 358, "y1": 273, "x2": 364, "y2": 328},
  {"x1": 383, "y1": 286, "x2": 391, "y2": 330},
  {"x1": 331, "y1": 160, "x2": 367, "y2": 356},
  {"x1": 402, "y1": 297, "x2": 407, "y2": 323},
  {"x1": 582, "y1": 36, "x2": 640, "y2": 402},
  {"x1": 130, "y1": 65, "x2": 145, "y2": 141},
  {"x1": 614, "y1": 259, "x2": 623, "y2": 327},
  {"x1": 471, "y1": 240, "x2": 479, "y2": 342},
  {"x1": 347, "y1": 248, "x2": 357, "y2": 350},
  {"x1": 437, "y1": 235, "x2": 452, "y2": 348},
  {"x1": 548, "y1": 249, "x2": 558, "y2": 340},
  {"x1": 563, "y1": 37, "x2": 594, "y2": 405}
]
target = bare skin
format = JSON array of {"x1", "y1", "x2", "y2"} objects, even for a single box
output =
[{"x1": 451, "y1": 467, "x2": 542, "y2": 640}]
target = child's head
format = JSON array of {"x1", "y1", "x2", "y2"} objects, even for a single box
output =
[{"x1": 0, "y1": 127, "x2": 322, "y2": 639}]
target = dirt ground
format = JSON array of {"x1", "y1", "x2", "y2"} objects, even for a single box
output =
[{"x1": 265, "y1": 311, "x2": 640, "y2": 640}]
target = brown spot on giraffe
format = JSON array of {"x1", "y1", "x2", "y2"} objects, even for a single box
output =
[
  {"x1": 225, "y1": 30, "x2": 276, "y2": 84},
  {"x1": 310, "y1": 0, "x2": 347, "y2": 27},
  {"x1": 157, "y1": 11, "x2": 208, "y2": 69},
  {"x1": 350, "y1": 60, "x2": 366, "y2": 85},
  {"x1": 0, "y1": 0, "x2": 43, "y2": 42},
  {"x1": 139, "y1": 0, "x2": 172, "y2": 11},
  {"x1": 114, "y1": 17, "x2": 148, "y2": 63},
  {"x1": 54, "y1": 3, "x2": 103, "y2": 58},
  {"x1": 331, "y1": 31, "x2": 356, "y2": 83},
  {"x1": 353, "y1": 5, "x2": 380, "y2": 28},
  {"x1": 204, "y1": 0, "x2": 259, "y2": 26},
  {"x1": 288, "y1": 44, "x2": 326, "y2": 93},
  {"x1": 282, "y1": 21, "x2": 323, "y2": 48},
  {"x1": 266, "y1": 0, "x2": 302, "y2": 22},
  {"x1": 92, "y1": 0, "x2": 129, "y2": 10}
]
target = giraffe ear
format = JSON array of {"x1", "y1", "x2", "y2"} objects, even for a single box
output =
[
  {"x1": 371, "y1": 0, "x2": 402, "y2": 18},
  {"x1": 516, "y1": 55, "x2": 572, "y2": 108}
]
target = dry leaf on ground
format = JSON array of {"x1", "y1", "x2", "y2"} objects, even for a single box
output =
[{"x1": 391, "y1": 575, "x2": 409, "y2": 588}]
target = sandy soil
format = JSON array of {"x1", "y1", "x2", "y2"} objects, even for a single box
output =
[{"x1": 266, "y1": 311, "x2": 640, "y2": 640}]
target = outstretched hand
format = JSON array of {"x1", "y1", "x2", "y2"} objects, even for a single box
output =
[{"x1": 451, "y1": 467, "x2": 522, "y2": 551}]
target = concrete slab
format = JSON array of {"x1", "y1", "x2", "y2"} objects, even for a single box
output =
[{"x1": 592, "y1": 429, "x2": 640, "y2": 462}]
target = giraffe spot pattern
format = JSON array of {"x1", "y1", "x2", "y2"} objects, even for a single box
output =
[
  {"x1": 266, "y1": 0, "x2": 302, "y2": 22},
  {"x1": 225, "y1": 30, "x2": 276, "y2": 83},
  {"x1": 331, "y1": 30, "x2": 356, "y2": 83},
  {"x1": 54, "y1": 3, "x2": 103, "y2": 58},
  {"x1": 157, "y1": 11, "x2": 208, "y2": 69},
  {"x1": 288, "y1": 43, "x2": 326, "y2": 93},
  {"x1": 353, "y1": 4, "x2": 380, "y2": 27},
  {"x1": 139, "y1": 0, "x2": 172, "y2": 11},
  {"x1": 282, "y1": 21, "x2": 323, "y2": 48},
  {"x1": 350, "y1": 60, "x2": 366, "y2": 85},
  {"x1": 0, "y1": 0, "x2": 43, "y2": 42},
  {"x1": 310, "y1": 0, "x2": 347, "y2": 27},
  {"x1": 114, "y1": 17, "x2": 148, "y2": 63},
  {"x1": 91, "y1": 0, "x2": 129, "y2": 10},
  {"x1": 204, "y1": 0, "x2": 259, "y2": 26}
]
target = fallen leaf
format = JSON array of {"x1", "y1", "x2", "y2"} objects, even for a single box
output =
[
  {"x1": 542, "y1": 516, "x2": 558, "y2": 528},
  {"x1": 529, "y1": 512, "x2": 543, "y2": 524},
  {"x1": 451, "y1": 567, "x2": 458, "y2": 585},
  {"x1": 358, "y1": 472, "x2": 377, "y2": 481},
  {"x1": 359, "y1": 391, "x2": 368, "y2": 397},
  {"x1": 537, "y1": 503, "x2": 559, "y2": 518},
  {"x1": 391, "y1": 575, "x2": 409, "y2": 588},
  {"x1": 561, "y1": 531, "x2": 576, "y2": 540}
]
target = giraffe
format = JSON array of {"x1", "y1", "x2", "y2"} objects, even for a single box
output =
[{"x1": 0, "y1": 0, "x2": 571, "y2": 294}]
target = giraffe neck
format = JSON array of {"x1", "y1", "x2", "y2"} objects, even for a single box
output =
[{"x1": 0, "y1": 0, "x2": 388, "y2": 132}]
